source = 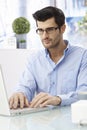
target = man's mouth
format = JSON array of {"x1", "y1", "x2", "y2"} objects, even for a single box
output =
[{"x1": 43, "y1": 39, "x2": 51, "y2": 44}]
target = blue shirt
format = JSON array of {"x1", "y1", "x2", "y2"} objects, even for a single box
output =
[{"x1": 15, "y1": 41, "x2": 87, "y2": 106}]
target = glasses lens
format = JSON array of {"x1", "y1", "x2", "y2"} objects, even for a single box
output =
[
  {"x1": 36, "y1": 27, "x2": 58, "y2": 34},
  {"x1": 36, "y1": 29, "x2": 44, "y2": 34},
  {"x1": 46, "y1": 27, "x2": 57, "y2": 33}
]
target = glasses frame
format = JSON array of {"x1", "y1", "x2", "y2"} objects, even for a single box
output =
[{"x1": 36, "y1": 26, "x2": 59, "y2": 35}]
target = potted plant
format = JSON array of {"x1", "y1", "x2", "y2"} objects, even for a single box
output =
[
  {"x1": 78, "y1": 11, "x2": 87, "y2": 34},
  {"x1": 12, "y1": 17, "x2": 30, "y2": 48}
]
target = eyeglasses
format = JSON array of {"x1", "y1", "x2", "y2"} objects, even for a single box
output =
[{"x1": 36, "y1": 27, "x2": 59, "y2": 35}]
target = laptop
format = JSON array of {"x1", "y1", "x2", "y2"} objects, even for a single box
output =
[{"x1": 0, "y1": 65, "x2": 53, "y2": 116}]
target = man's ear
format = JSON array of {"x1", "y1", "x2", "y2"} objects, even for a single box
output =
[{"x1": 61, "y1": 24, "x2": 66, "y2": 33}]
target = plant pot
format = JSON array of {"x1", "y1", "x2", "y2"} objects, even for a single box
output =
[
  {"x1": 16, "y1": 34, "x2": 27, "y2": 48},
  {"x1": 19, "y1": 42, "x2": 26, "y2": 49}
]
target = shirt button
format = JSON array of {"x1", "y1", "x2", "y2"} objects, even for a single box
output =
[
  {"x1": 53, "y1": 68, "x2": 55, "y2": 71},
  {"x1": 53, "y1": 82, "x2": 55, "y2": 85}
]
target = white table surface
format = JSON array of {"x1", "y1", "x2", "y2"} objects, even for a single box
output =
[{"x1": 0, "y1": 106, "x2": 87, "y2": 130}]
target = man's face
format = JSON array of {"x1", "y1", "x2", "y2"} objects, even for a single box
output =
[{"x1": 36, "y1": 17, "x2": 65, "y2": 49}]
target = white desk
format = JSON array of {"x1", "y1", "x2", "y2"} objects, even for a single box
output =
[{"x1": 0, "y1": 106, "x2": 87, "y2": 130}]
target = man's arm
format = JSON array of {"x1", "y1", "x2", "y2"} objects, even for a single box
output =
[{"x1": 59, "y1": 50, "x2": 87, "y2": 106}]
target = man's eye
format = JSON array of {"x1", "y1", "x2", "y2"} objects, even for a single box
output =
[
  {"x1": 36, "y1": 29, "x2": 43, "y2": 33},
  {"x1": 39, "y1": 29, "x2": 43, "y2": 32},
  {"x1": 47, "y1": 28, "x2": 54, "y2": 31}
]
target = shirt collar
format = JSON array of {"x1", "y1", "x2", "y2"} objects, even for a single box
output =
[
  {"x1": 45, "y1": 48, "x2": 49, "y2": 57},
  {"x1": 64, "y1": 40, "x2": 70, "y2": 52}
]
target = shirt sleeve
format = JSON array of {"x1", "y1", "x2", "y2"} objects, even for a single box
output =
[{"x1": 13, "y1": 55, "x2": 37, "y2": 102}]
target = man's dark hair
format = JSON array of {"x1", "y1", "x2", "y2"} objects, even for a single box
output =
[{"x1": 33, "y1": 6, "x2": 65, "y2": 29}]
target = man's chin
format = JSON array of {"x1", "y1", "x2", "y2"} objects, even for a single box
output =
[{"x1": 43, "y1": 43, "x2": 51, "y2": 49}]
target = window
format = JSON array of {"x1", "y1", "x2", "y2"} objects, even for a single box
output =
[{"x1": 1, "y1": 0, "x2": 87, "y2": 48}]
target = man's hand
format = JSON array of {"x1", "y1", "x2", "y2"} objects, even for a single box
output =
[
  {"x1": 30, "y1": 92, "x2": 61, "y2": 108},
  {"x1": 9, "y1": 92, "x2": 30, "y2": 109}
]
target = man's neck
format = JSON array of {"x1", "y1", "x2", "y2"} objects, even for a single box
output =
[{"x1": 48, "y1": 41, "x2": 67, "y2": 63}]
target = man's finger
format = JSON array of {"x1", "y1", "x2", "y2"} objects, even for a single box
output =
[
  {"x1": 12, "y1": 95, "x2": 19, "y2": 109},
  {"x1": 25, "y1": 98, "x2": 30, "y2": 107},
  {"x1": 9, "y1": 97, "x2": 14, "y2": 109}
]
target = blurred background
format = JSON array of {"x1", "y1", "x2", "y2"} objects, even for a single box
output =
[{"x1": 0, "y1": 0, "x2": 87, "y2": 49}]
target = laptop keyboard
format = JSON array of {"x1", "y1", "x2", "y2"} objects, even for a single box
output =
[{"x1": 10, "y1": 106, "x2": 51, "y2": 115}]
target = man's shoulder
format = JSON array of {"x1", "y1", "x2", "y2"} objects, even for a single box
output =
[{"x1": 70, "y1": 44, "x2": 87, "y2": 52}]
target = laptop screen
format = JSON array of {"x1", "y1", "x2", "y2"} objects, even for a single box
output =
[{"x1": 0, "y1": 66, "x2": 11, "y2": 115}]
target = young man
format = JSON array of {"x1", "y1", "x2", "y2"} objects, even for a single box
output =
[{"x1": 9, "y1": 6, "x2": 87, "y2": 109}]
